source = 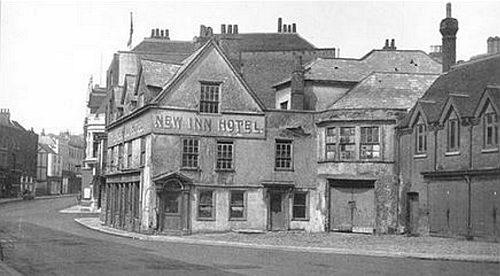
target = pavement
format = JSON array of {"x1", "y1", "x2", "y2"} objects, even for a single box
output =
[{"x1": 72, "y1": 213, "x2": 500, "y2": 264}]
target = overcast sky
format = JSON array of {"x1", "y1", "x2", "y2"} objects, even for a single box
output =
[{"x1": 1, "y1": 1, "x2": 499, "y2": 135}]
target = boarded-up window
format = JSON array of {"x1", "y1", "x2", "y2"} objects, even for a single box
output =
[{"x1": 339, "y1": 127, "x2": 355, "y2": 160}]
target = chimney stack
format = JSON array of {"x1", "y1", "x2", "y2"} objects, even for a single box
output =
[
  {"x1": 487, "y1": 36, "x2": 500, "y2": 55},
  {"x1": 383, "y1": 39, "x2": 389, "y2": 49},
  {"x1": 0, "y1": 108, "x2": 10, "y2": 124},
  {"x1": 278, "y1": 17, "x2": 282, "y2": 32},
  {"x1": 440, "y1": 3, "x2": 459, "y2": 72},
  {"x1": 290, "y1": 55, "x2": 305, "y2": 110}
]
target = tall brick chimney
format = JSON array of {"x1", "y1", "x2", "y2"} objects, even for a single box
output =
[
  {"x1": 440, "y1": 3, "x2": 458, "y2": 72},
  {"x1": 290, "y1": 55, "x2": 305, "y2": 110}
]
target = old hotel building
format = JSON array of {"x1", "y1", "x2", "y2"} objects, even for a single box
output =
[{"x1": 99, "y1": 5, "x2": 499, "y2": 240}]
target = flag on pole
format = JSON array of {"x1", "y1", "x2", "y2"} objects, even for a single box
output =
[{"x1": 127, "y1": 12, "x2": 133, "y2": 48}]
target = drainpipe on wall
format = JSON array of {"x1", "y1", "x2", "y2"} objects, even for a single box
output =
[{"x1": 465, "y1": 175, "x2": 473, "y2": 240}]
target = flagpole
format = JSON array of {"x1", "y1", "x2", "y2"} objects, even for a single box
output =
[{"x1": 127, "y1": 12, "x2": 133, "y2": 49}]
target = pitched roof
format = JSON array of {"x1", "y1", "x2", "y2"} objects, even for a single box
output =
[
  {"x1": 276, "y1": 50, "x2": 442, "y2": 86},
  {"x1": 215, "y1": 33, "x2": 316, "y2": 52},
  {"x1": 140, "y1": 59, "x2": 181, "y2": 88},
  {"x1": 153, "y1": 40, "x2": 265, "y2": 111},
  {"x1": 331, "y1": 72, "x2": 440, "y2": 110},
  {"x1": 88, "y1": 91, "x2": 106, "y2": 110},
  {"x1": 132, "y1": 39, "x2": 196, "y2": 54},
  {"x1": 38, "y1": 143, "x2": 56, "y2": 154},
  {"x1": 406, "y1": 54, "x2": 500, "y2": 126}
]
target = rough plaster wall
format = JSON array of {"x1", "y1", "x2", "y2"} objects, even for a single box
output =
[
  {"x1": 141, "y1": 135, "x2": 154, "y2": 232},
  {"x1": 436, "y1": 125, "x2": 470, "y2": 171},
  {"x1": 375, "y1": 175, "x2": 398, "y2": 234},
  {"x1": 119, "y1": 53, "x2": 139, "y2": 86},
  {"x1": 275, "y1": 87, "x2": 291, "y2": 109},
  {"x1": 309, "y1": 85, "x2": 349, "y2": 111},
  {"x1": 190, "y1": 188, "x2": 267, "y2": 233},
  {"x1": 289, "y1": 186, "x2": 326, "y2": 232}
]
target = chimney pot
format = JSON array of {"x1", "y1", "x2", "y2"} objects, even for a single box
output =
[
  {"x1": 446, "y1": 2, "x2": 452, "y2": 18},
  {"x1": 233, "y1": 24, "x2": 238, "y2": 34},
  {"x1": 384, "y1": 39, "x2": 389, "y2": 49},
  {"x1": 288, "y1": 25, "x2": 292, "y2": 33},
  {"x1": 292, "y1": 23, "x2": 296, "y2": 33},
  {"x1": 165, "y1": 29, "x2": 169, "y2": 39},
  {"x1": 221, "y1": 24, "x2": 226, "y2": 34},
  {"x1": 278, "y1": 18, "x2": 282, "y2": 32},
  {"x1": 391, "y1": 39, "x2": 396, "y2": 50},
  {"x1": 151, "y1": 29, "x2": 155, "y2": 38},
  {"x1": 155, "y1": 28, "x2": 160, "y2": 38},
  {"x1": 227, "y1": 24, "x2": 233, "y2": 34},
  {"x1": 160, "y1": 30, "x2": 164, "y2": 38}
]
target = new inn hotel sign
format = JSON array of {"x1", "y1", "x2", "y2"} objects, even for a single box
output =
[{"x1": 108, "y1": 110, "x2": 266, "y2": 146}]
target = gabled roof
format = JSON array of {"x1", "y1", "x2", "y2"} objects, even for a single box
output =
[
  {"x1": 330, "y1": 72, "x2": 439, "y2": 110},
  {"x1": 88, "y1": 92, "x2": 107, "y2": 110},
  {"x1": 122, "y1": 75, "x2": 137, "y2": 105},
  {"x1": 275, "y1": 50, "x2": 442, "y2": 86},
  {"x1": 473, "y1": 86, "x2": 500, "y2": 118},
  {"x1": 38, "y1": 143, "x2": 56, "y2": 154},
  {"x1": 153, "y1": 39, "x2": 265, "y2": 111},
  {"x1": 401, "y1": 53, "x2": 500, "y2": 128}
]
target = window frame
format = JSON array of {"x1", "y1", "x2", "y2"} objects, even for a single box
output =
[
  {"x1": 292, "y1": 191, "x2": 309, "y2": 221},
  {"x1": 339, "y1": 127, "x2": 356, "y2": 160},
  {"x1": 181, "y1": 138, "x2": 200, "y2": 170},
  {"x1": 280, "y1": 101, "x2": 288, "y2": 110},
  {"x1": 415, "y1": 123, "x2": 427, "y2": 155},
  {"x1": 483, "y1": 111, "x2": 499, "y2": 150},
  {"x1": 325, "y1": 127, "x2": 337, "y2": 161},
  {"x1": 447, "y1": 117, "x2": 460, "y2": 153},
  {"x1": 229, "y1": 190, "x2": 246, "y2": 220},
  {"x1": 199, "y1": 82, "x2": 221, "y2": 114},
  {"x1": 140, "y1": 137, "x2": 146, "y2": 166},
  {"x1": 360, "y1": 126, "x2": 381, "y2": 160},
  {"x1": 216, "y1": 140, "x2": 234, "y2": 171},
  {"x1": 127, "y1": 141, "x2": 133, "y2": 168},
  {"x1": 275, "y1": 139, "x2": 293, "y2": 170},
  {"x1": 197, "y1": 189, "x2": 215, "y2": 220}
]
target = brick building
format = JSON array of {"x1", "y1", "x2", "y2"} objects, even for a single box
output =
[
  {"x1": 397, "y1": 4, "x2": 500, "y2": 240},
  {"x1": 0, "y1": 109, "x2": 38, "y2": 198}
]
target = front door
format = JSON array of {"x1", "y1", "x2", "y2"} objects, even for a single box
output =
[
  {"x1": 330, "y1": 180, "x2": 375, "y2": 233},
  {"x1": 163, "y1": 191, "x2": 182, "y2": 231},
  {"x1": 270, "y1": 192, "x2": 287, "y2": 230}
]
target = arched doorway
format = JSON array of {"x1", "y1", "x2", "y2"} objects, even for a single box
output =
[{"x1": 154, "y1": 172, "x2": 192, "y2": 234}]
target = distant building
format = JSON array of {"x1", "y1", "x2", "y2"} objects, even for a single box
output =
[
  {"x1": 82, "y1": 78, "x2": 107, "y2": 208},
  {"x1": 0, "y1": 109, "x2": 38, "y2": 198},
  {"x1": 38, "y1": 133, "x2": 63, "y2": 195}
]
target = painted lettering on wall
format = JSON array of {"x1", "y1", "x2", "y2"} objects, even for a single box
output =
[{"x1": 154, "y1": 111, "x2": 265, "y2": 137}]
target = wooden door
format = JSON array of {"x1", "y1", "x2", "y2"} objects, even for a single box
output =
[
  {"x1": 163, "y1": 191, "x2": 182, "y2": 231},
  {"x1": 270, "y1": 192, "x2": 287, "y2": 230},
  {"x1": 330, "y1": 180, "x2": 374, "y2": 233}
]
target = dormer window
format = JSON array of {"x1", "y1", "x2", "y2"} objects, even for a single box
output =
[
  {"x1": 200, "y1": 82, "x2": 220, "y2": 114},
  {"x1": 483, "y1": 111, "x2": 498, "y2": 149}
]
